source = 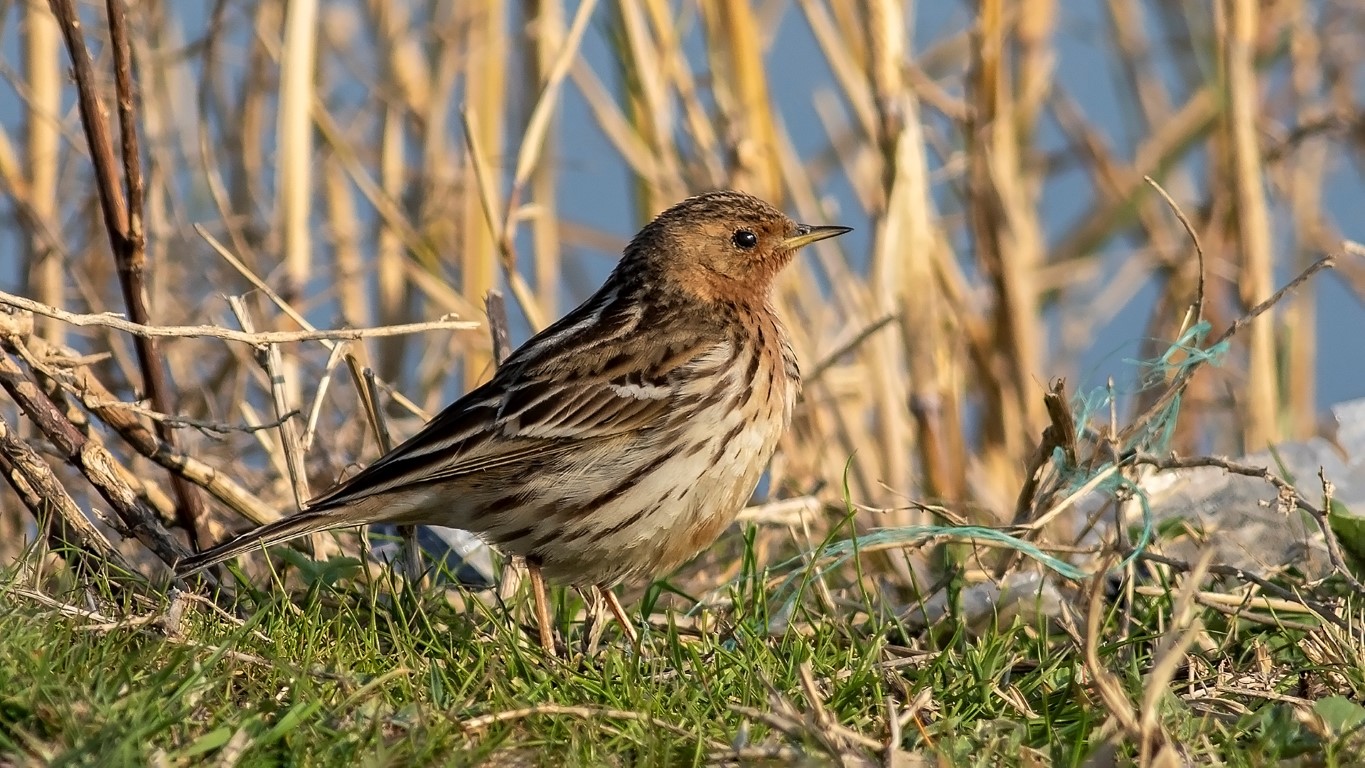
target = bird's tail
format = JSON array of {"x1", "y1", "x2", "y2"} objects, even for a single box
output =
[{"x1": 175, "y1": 506, "x2": 352, "y2": 577}]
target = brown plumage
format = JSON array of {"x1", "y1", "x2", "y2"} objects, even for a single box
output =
[{"x1": 177, "y1": 190, "x2": 850, "y2": 652}]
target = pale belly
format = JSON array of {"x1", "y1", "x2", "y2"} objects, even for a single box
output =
[{"x1": 498, "y1": 393, "x2": 786, "y2": 586}]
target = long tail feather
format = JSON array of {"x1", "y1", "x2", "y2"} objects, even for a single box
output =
[{"x1": 175, "y1": 507, "x2": 350, "y2": 576}]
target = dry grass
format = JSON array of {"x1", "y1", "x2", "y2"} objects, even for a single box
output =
[
  {"x1": 1, "y1": 1, "x2": 1364, "y2": 764},
  {"x1": 2, "y1": 1, "x2": 1362, "y2": 538}
]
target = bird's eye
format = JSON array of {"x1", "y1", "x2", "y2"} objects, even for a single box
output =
[{"x1": 732, "y1": 229, "x2": 758, "y2": 249}]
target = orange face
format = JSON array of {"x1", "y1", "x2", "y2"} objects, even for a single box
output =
[{"x1": 627, "y1": 190, "x2": 850, "y2": 304}]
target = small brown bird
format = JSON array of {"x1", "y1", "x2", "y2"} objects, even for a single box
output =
[{"x1": 177, "y1": 190, "x2": 850, "y2": 653}]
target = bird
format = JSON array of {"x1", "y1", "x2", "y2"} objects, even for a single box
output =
[{"x1": 176, "y1": 190, "x2": 851, "y2": 655}]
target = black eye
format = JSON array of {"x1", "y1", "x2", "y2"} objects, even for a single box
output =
[{"x1": 732, "y1": 229, "x2": 758, "y2": 249}]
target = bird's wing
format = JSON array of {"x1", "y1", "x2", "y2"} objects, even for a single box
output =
[{"x1": 306, "y1": 285, "x2": 725, "y2": 511}]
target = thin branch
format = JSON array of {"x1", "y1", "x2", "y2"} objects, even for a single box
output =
[
  {"x1": 1143, "y1": 175, "x2": 1205, "y2": 325},
  {"x1": 49, "y1": 0, "x2": 205, "y2": 542},
  {"x1": 106, "y1": 0, "x2": 143, "y2": 238},
  {"x1": 1131, "y1": 550, "x2": 1349, "y2": 633},
  {"x1": 0, "y1": 346, "x2": 196, "y2": 581},
  {"x1": 47, "y1": 0, "x2": 128, "y2": 246},
  {"x1": 804, "y1": 312, "x2": 898, "y2": 384},
  {"x1": 0, "y1": 323, "x2": 281, "y2": 527},
  {"x1": 1121, "y1": 256, "x2": 1334, "y2": 445},
  {"x1": 226, "y1": 299, "x2": 311, "y2": 511},
  {"x1": 1134, "y1": 452, "x2": 1365, "y2": 597},
  {"x1": 0, "y1": 413, "x2": 136, "y2": 575},
  {"x1": 484, "y1": 290, "x2": 513, "y2": 366},
  {"x1": 460, "y1": 108, "x2": 546, "y2": 331},
  {"x1": 198, "y1": 225, "x2": 436, "y2": 420},
  {"x1": 13, "y1": 337, "x2": 296, "y2": 436},
  {"x1": 0, "y1": 293, "x2": 476, "y2": 345}
]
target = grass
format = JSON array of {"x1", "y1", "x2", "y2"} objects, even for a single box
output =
[
  {"x1": 2, "y1": 1, "x2": 1365, "y2": 765},
  {"x1": 3, "y1": 529, "x2": 1365, "y2": 766}
]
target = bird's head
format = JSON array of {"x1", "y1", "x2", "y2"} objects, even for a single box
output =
[{"x1": 623, "y1": 190, "x2": 851, "y2": 305}]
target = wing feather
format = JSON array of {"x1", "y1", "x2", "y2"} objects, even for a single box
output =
[{"x1": 306, "y1": 282, "x2": 725, "y2": 512}]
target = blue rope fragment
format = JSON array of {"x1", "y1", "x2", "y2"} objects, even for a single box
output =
[
  {"x1": 783, "y1": 525, "x2": 1090, "y2": 582},
  {"x1": 777, "y1": 321, "x2": 1226, "y2": 593}
]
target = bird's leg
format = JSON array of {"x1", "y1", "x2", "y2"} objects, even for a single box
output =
[
  {"x1": 597, "y1": 585, "x2": 640, "y2": 647},
  {"x1": 526, "y1": 559, "x2": 557, "y2": 656},
  {"x1": 579, "y1": 586, "x2": 607, "y2": 657}
]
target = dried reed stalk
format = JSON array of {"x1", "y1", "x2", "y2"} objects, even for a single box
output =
[
  {"x1": 459, "y1": 3, "x2": 509, "y2": 389},
  {"x1": 1219, "y1": 0, "x2": 1279, "y2": 449},
  {"x1": 0, "y1": 1, "x2": 1357, "y2": 595}
]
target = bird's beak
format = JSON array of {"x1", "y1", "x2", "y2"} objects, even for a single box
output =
[{"x1": 782, "y1": 224, "x2": 852, "y2": 251}]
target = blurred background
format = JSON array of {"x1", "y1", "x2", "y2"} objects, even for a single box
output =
[{"x1": 0, "y1": 1, "x2": 1362, "y2": 572}]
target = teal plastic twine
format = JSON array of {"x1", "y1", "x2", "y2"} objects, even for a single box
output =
[
  {"x1": 765, "y1": 321, "x2": 1229, "y2": 603},
  {"x1": 779, "y1": 525, "x2": 1090, "y2": 584}
]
